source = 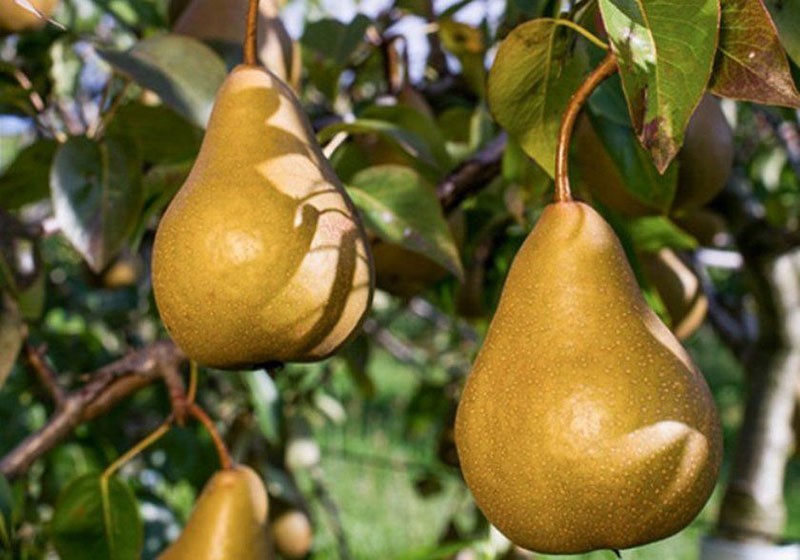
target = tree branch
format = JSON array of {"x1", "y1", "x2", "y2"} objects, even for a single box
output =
[
  {"x1": 438, "y1": 134, "x2": 507, "y2": 213},
  {"x1": 0, "y1": 340, "x2": 184, "y2": 479}
]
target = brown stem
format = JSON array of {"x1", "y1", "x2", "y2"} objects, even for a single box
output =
[
  {"x1": 244, "y1": 0, "x2": 260, "y2": 66},
  {"x1": 554, "y1": 53, "x2": 617, "y2": 203},
  {"x1": 187, "y1": 403, "x2": 233, "y2": 470}
]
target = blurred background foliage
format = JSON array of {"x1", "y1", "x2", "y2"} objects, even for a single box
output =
[{"x1": 1, "y1": 0, "x2": 800, "y2": 559}]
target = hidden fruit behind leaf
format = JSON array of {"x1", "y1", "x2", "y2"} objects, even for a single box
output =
[
  {"x1": 174, "y1": 0, "x2": 298, "y2": 87},
  {"x1": 0, "y1": 0, "x2": 58, "y2": 32},
  {"x1": 576, "y1": 95, "x2": 732, "y2": 217},
  {"x1": 160, "y1": 465, "x2": 269, "y2": 559},
  {"x1": 152, "y1": 65, "x2": 374, "y2": 369},
  {"x1": 455, "y1": 201, "x2": 722, "y2": 554}
]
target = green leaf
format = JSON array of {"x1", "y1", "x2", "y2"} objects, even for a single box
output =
[
  {"x1": 319, "y1": 119, "x2": 441, "y2": 174},
  {"x1": 243, "y1": 370, "x2": 282, "y2": 445},
  {"x1": 0, "y1": 140, "x2": 57, "y2": 211},
  {"x1": 51, "y1": 135, "x2": 144, "y2": 272},
  {"x1": 711, "y1": 0, "x2": 800, "y2": 107},
  {"x1": 348, "y1": 165, "x2": 463, "y2": 280},
  {"x1": 302, "y1": 15, "x2": 371, "y2": 100},
  {"x1": 0, "y1": 294, "x2": 22, "y2": 390},
  {"x1": 625, "y1": 216, "x2": 698, "y2": 253},
  {"x1": 487, "y1": 18, "x2": 591, "y2": 177},
  {"x1": 51, "y1": 474, "x2": 143, "y2": 560},
  {"x1": 598, "y1": 0, "x2": 720, "y2": 171},
  {"x1": 766, "y1": 0, "x2": 800, "y2": 67},
  {"x1": 107, "y1": 103, "x2": 202, "y2": 165},
  {"x1": 97, "y1": 34, "x2": 227, "y2": 128},
  {"x1": 584, "y1": 92, "x2": 678, "y2": 214},
  {"x1": 359, "y1": 104, "x2": 453, "y2": 171}
]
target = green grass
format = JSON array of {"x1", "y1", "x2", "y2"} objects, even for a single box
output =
[{"x1": 299, "y1": 325, "x2": 799, "y2": 559}]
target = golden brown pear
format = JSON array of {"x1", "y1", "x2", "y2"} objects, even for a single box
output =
[
  {"x1": 641, "y1": 249, "x2": 708, "y2": 340},
  {"x1": 0, "y1": 0, "x2": 58, "y2": 32},
  {"x1": 160, "y1": 465, "x2": 270, "y2": 560},
  {"x1": 455, "y1": 201, "x2": 722, "y2": 554},
  {"x1": 174, "y1": 0, "x2": 298, "y2": 87},
  {"x1": 575, "y1": 94, "x2": 733, "y2": 217},
  {"x1": 272, "y1": 510, "x2": 313, "y2": 559},
  {"x1": 672, "y1": 95, "x2": 734, "y2": 212},
  {"x1": 151, "y1": 65, "x2": 373, "y2": 369}
]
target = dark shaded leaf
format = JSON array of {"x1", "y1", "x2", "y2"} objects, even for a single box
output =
[
  {"x1": 243, "y1": 370, "x2": 282, "y2": 445},
  {"x1": 97, "y1": 34, "x2": 227, "y2": 128},
  {"x1": 765, "y1": 0, "x2": 800, "y2": 67},
  {"x1": 348, "y1": 165, "x2": 463, "y2": 279},
  {"x1": 51, "y1": 135, "x2": 143, "y2": 272},
  {"x1": 711, "y1": 0, "x2": 800, "y2": 107},
  {"x1": 107, "y1": 103, "x2": 202, "y2": 164},
  {"x1": 51, "y1": 474, "x2": 142, "y2": 560},
  {"x1": 598, "y1": 0, "x2": 720, "y2": 171},
  {"x1": 0, "y1": 140, "x2": 57, "y2": 210},
  {"x1": 487, "y1": 18, "x2": 590, "y2": 177}
]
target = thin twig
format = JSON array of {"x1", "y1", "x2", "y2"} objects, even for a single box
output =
[
  {"x1": 437, "y1": 134, "x2": 507, "y2": 212},
  {"x1": 187, "y1": 403, "x2": 233, "y2": 470},
  {"x1": 24, "y1": 343, "x2": 67, "y2": 408},
  {"x1": 0, "y1": 341, "x2": 184, "y2": 479}
]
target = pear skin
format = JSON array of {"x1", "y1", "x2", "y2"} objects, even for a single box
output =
[
  {"x1": 152, "y1": 65, "x2": 373, "y2": 369},
  {"x1": 455, "y1": 201, "x2": 722, "y2": 554},
  {"x1": 672, "y1": 95, "x2": 733, "y2": 212},
  {"x1": 159, "y1": 465, "x2": 270, "y2": 560},
  {"x1": 0, "y1": 0, "x2": 58, "y2": 32},
  {"x1": 272, "y1": 510, "x2": 313, "y2": 559},
  {"x1": 641, "y1": 249, "x2": 708, "y2": 341},
  {"x1": 174, "y1": 0, "x2": 297, "y2": 87}
]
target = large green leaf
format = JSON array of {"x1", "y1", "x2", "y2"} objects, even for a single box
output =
[
  {"x1": 598, "y1": 0, "x2": 720, "y2": 171},
  {"x1": 51, "y1": 474, "x2": 143, "y2": 560},
  {"x1": 302, "y1": 15, "x2": 371, "y2": 100},
  {"x1": 51, "y1": 136, "x2": 143, "y2": 272},
  {"x1": 487, "y1": 18, "x2": 590, "y2": 177},
  {"x1": 97, "y1": 34, "x2": 227, "y2": 128},
  {"x1": 348, "y1": 165, "x2": 463, "y2": 280},
  {"x1": 711, "y1": 0, "x2": 800, "y2": 106},
  {"x1": 766, "y1": 0, "x2": 800, "y2": 67},
  {"x1": 0, "y1": 140, "x2": 57, "y2": 211},
  {"x1": 107, "y1": 103, "x2": 202, "y2": 165}
]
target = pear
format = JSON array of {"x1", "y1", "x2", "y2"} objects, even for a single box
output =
[
  {"x1": 576, "y1": 94, "x2": 732, "y2": 217},
  {"x1": 672, "y1": 95, "x2": 734, "y2": 212},
  {"x1": 174, "y1": 0, "x2": 298, "y2": 87},
  {"x1": 641, "y1": 249, "x2": 708, "y2": 340},
  {"x1": 0, "y1": 0, "x2": 58, "y2": 32},
  {"x1": 271, "y1": 510, "x2": 313, "y2": 559},
  {"x1": 160, "y1": 465, "x2": 270, "y2": 559},
  {"x1": 151, "y1": 65, "x2": 373, "y2": 369},
  {"x1": 455, "y1": 201, "x2": 722, "y2": 554}
]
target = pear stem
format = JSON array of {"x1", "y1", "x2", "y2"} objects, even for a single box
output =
[
  {"x1": 102, "y1": 415, "x2": 174, "y2": 481},
  {"x1": 244, "y1": 0, "x2": 260, "y2": 66},
  {"x1": 554, "y1": 53, "x2": 618, "y2": 204},
  {"x1": 188, "y1": 403, "x2": 234, "y2": 470}
]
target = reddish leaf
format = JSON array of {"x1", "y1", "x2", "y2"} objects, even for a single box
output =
[{"x1": 710, "y1": 0, "x2": 800, "y2": 107}]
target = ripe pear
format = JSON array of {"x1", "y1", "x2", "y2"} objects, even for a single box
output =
[
  {"x1": 174, "y1": 0, "x2": 298, "y2": 87},
  {"x1": 0, "y1": 0, "x2": 58, "y2": 32},
  {"x1": 455, "y1": 201, "x2": 722, "y2": 554},
  {"x1": 672, "y1": 95, "x2": 734, "y2": 212},
  {"x1": 641, "y1": 249, "x2": 708, "y2": 340},
  {"x1": 575, "y1": 94, "x2": 732, "y2": 216},
  {"x1": 272, "y1": 510, "x2": 313, "y2": 559},
  {"x1": 151, "y1": 65, "x2": 373, "y2": 369},
  {"x1": 160, "y1": 465, "x2": 270, "y2": 560}
]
